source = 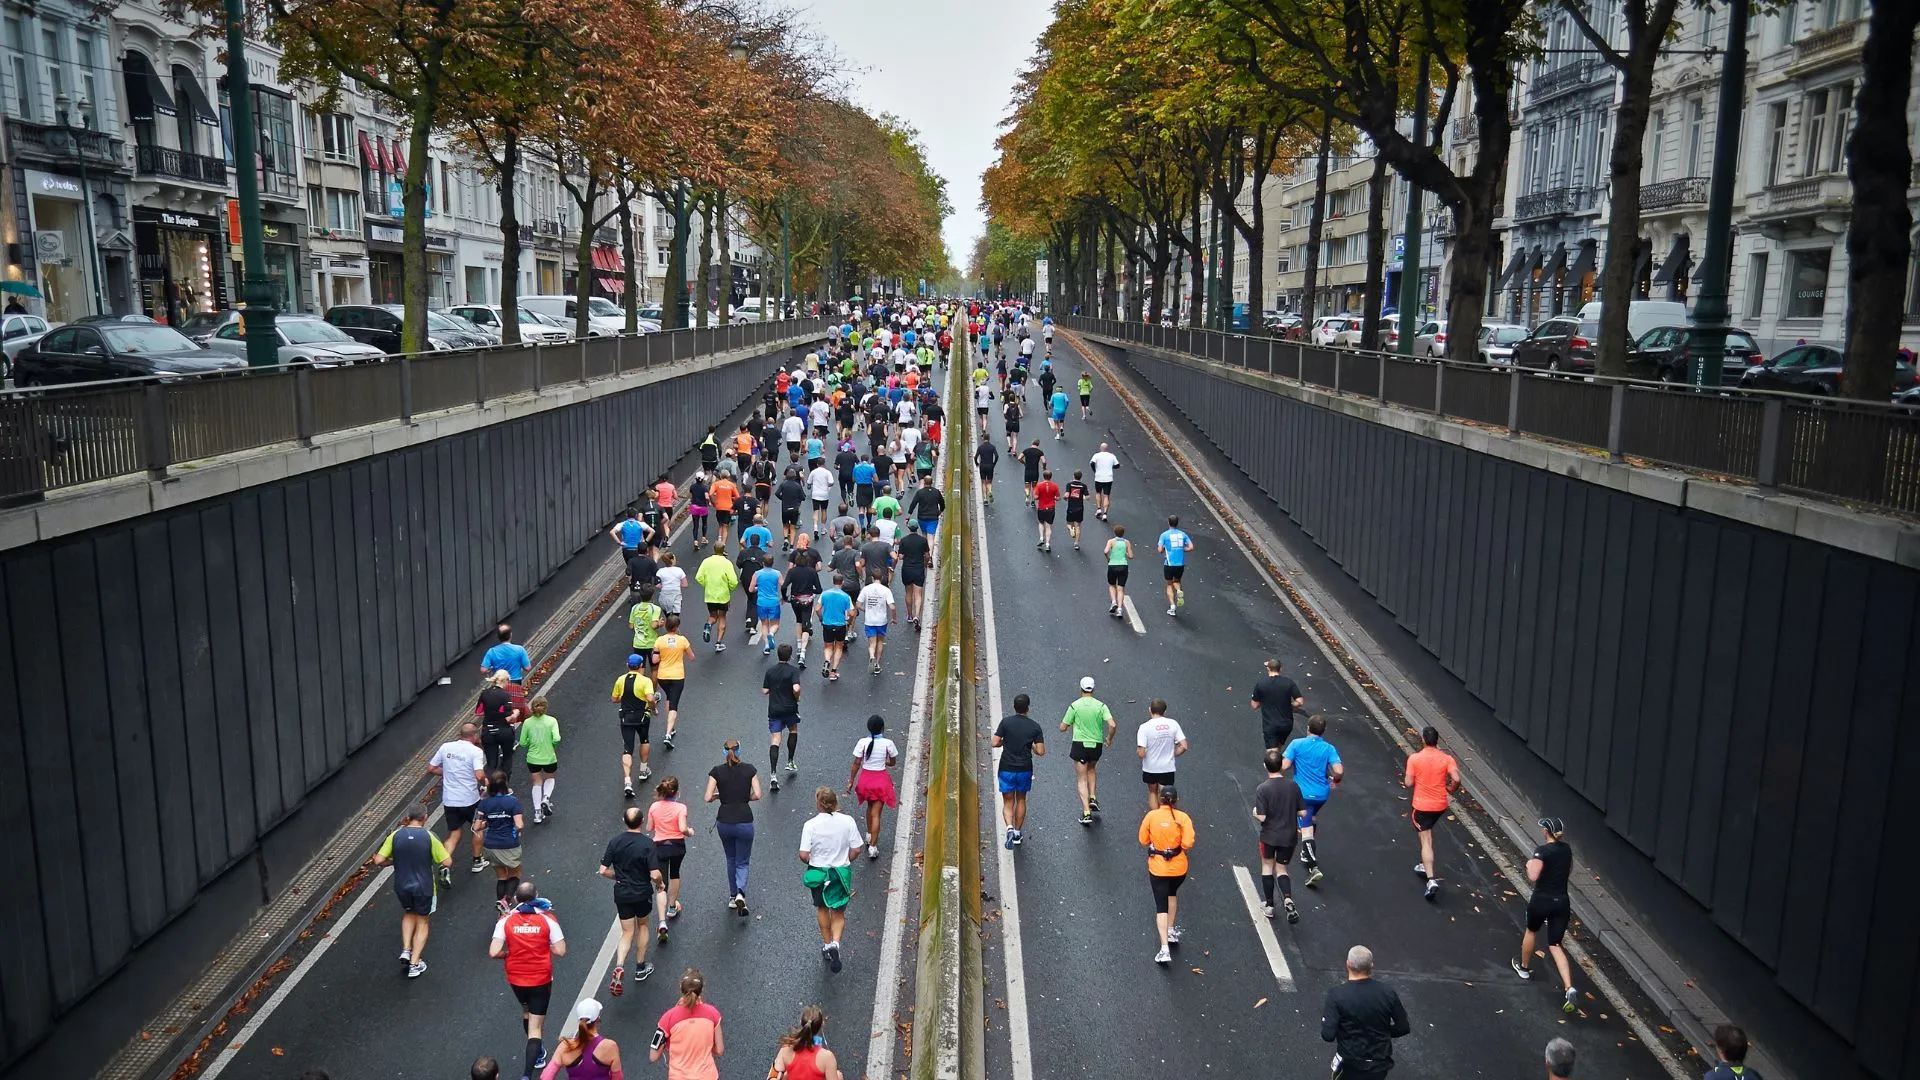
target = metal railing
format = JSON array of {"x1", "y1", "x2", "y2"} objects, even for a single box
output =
[
  {"x1": 135, "y1": 144, "x2": 229, "y2": 185},
  {"x1": 1061, "y1": 316, "x2": 1920, "y2": 517},
  {"x1": 0, "y1": 318, "x2": 819, "y2": 506},
  {"x1": 1530, "y1": 58, "x2": 1596, "y2": 100},
  {"x1": 1514, "y1": 185, "x2": 1599, "y2": 221},
  {"x1": 1641, "y1": 176, "x2": 1710, "y2": 211}
]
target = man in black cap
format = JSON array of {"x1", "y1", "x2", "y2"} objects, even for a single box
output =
[{"x1": 1511, "y1": 816, "x2": 1579, "y2": 1013}]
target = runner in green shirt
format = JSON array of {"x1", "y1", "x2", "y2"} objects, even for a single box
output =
[
  {"x1": 1059, "y1": 677, "x2": 1116, "y2": 824},
  {"x1": 1104, "y1": 525, "x2": 1134, "y2": 618},
  {"x1": 1077, "y1": 372, "x2": 1094, "y2": 420},
  {"x1": 694, "y1": 551, "x2": 740, "y2": 651},
  {"x1": 630, "y1": 584, "x2": 663, "y2": 664},
  {"x1": 871, "y1": 491, "x2": 903, "y2": 523},
  {"x1": 518, "y1": 698, "x2": 562, "y2": 823}
]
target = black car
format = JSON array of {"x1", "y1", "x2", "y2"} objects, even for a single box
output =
[
  {"x1": 12, "y1": 322, "x2": 245, "y2": 386},
  {"x1": 324, "y1": 304, "x2": 493, "y2": 353},
  {"x1": 1738, "y1": 344, "x2": 1919, "y2": 397},
  {"x1": 1628, "y1": 325, "x2": 1766, "y2": 383},
  {"x1": 1510, "y1": 317, "x2": 1601, "y2": 373}
]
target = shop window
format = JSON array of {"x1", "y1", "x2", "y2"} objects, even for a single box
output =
[
  {"x1": 252, "y1": 88, "x2": 298, "y2": 198},
  {"x1": 1782, "y1": 248, "x2": 1829, "y2": 319},
  {"x1": 173, "y1": 67, "x2": 199, "y2": 155},
  {"x1": 1746, "y1": 252, "x2": 1769, "y2": 319}
]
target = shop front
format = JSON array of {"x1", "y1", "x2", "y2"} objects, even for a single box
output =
[
  {"x1": 21, "y1": 169, "x2": 101, "y2": 323},
  {"x1": 591, "y1": 244, "x2": 626, "y2": 299},
  {"x1": 367, "y1": 223, "x2": 455, "y2": 306},
  {"x1": 134, "y1": 205, "x2": 227, "y2": 326},
  {"x1": 226, "y1": 199, "x2": 308, "y2": 314}
]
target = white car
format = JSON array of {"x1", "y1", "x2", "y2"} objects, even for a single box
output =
[
  {"x1": 519, "y1": 294, "x2": 633, "y2": 337},
  {"x1": 1477, "y1": 322, "x2": 1531, "y2": 364},
  {"x1": 2, "y1": 312, "x2": 52, "y2": 361},
  {"x1": 1412, "y1": 319, "x2": 1448, "y2": 357},
  {"x1": 1310, "y1": 316, "x2": 1356, "y2": 347},
  {"x1": 447, "y1": 304, "x2": 572, "y2": 344},
  {"x1": 204, "y1": 314, "x2": 387, "y2": 366}
]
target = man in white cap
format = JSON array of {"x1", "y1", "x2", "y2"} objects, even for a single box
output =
[{"x1": 1058, "y1": 677, "x2": 1116, "y2": 826}]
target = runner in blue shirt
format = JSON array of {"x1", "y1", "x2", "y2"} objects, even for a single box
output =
[
  {"x1": 1282, "y1": 714, "x2": 1344, "y2": 887},
  {"x1": 480, "y1": 625, "x2": 531, "y2": 682},
  {"x1": 741, "y1": 518, "x2": 774, "y2": 553},
  {"x1": 1048, "y1": 388, "x2": 1070, "y2": 440},
  {"x1": 1156, "y1": 516, "x2": 1194, "y2": 616},
  {"x1": 851, "y1": 457, "x2": 879, "y2": 526},
  {"x1": 817, "y1": 572, "x2": 854, "y2": 681},
  {"x1": 752, "y1": 563, "x2": 784, "y2": 655}
]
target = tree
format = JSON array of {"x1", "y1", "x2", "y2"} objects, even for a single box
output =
[{"x1": 1840, "y1": 0, "x2": 1920, "y2": 400}]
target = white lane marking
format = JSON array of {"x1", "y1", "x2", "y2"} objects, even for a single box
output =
[
  {"x1": 1121, "y1": 594, "x2": 1146, "y2": 635},
  {"x1": 974, "y1": 420, "x2": 1036, "y2": 1080},
  {"x1": 1231, "y1": 864, "x2": 1296, "y2": 992},
  {"x1": 564, "y1": 917, "x2": 625, "y2": 1017},
  {"x1": 198, "y1": 577, "x2": 632, "y2": 1078}
]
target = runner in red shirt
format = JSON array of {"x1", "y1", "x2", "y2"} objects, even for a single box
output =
[
  {"x1": 490, "y1": 881, "x2": 568, "y2": 1080},
  {"x1": 1033, "y1": 470, "x2": 1061, "y2": 553},
  {"x1": 1402, "y1": 726, "x2": 1461, "y2": 901}
]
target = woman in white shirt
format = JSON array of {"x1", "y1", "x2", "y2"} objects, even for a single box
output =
[
  {"x1": 798, "y1": 787, "x2": 865, "y2": 973},
  {"x1": 844, "y1": 714, "x2": 899, "y2": 858},
  {"x1": 655, "y1": 552, "x2": 688, "y2": 616}
]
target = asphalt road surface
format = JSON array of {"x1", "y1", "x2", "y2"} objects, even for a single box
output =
[{"x1": 972, "y1": 337, "x2": 1680, "y2": 1080}]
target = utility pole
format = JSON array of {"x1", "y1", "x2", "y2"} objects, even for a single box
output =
[
  {"x1": 1396, "y1": 52, "x2": 1431, "y2": 354},
  {"x1": 1686, "y1": 0, "x2": 1750, "y2": 387},
  {"x1": 223, "y1": 0, "x2": 277, "y2": 368}
]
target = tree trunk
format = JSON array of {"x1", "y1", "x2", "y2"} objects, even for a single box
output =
[
  {"x1": 400, "y1": 95, "x2": 438, "y2": 352},
  {"x1": 496, "y1": 128, "x2": 522, "y2": 346},
  {"x1": 1103, "y1": 222, "x2": 1118, "y2": 317},
  {"x1": 618, "y1": 192, "x2": 637, "y2": 333},
  {"x1": 662, "y1": 185, "x2": 691, "y2": 330},
  {"x1": 1841, "y1": 0, "x2": 1919, "y2": 400},
  {"x1": 1303, "y1": 116, "x2": 1333, "y2": 320},
  {"x1": 1186, "y1": 189, "x2": 1206, "y2": 328},
  {"x1": 715, "y1": 190, "x2": 731, "y2": 323},
  {"x1": 1361, "y1": 156, "x2": 1390, "y2": 350},
  {"x1": 1246, "y1": 174, "x2": 1266, "y2": 334},
  {"x1": 695, "y1": 195, "x2": 713, "y2": 329},
  {"x1": 570, "y1": 173, "x2": 599, "y2": 341},
  {"x1": 1594, "y1": 53, "x2": 1660, "y2": 377}
]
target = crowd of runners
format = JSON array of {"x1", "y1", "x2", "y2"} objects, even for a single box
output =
[{"x1": 355, "y1": 299, "x2": 1755, "y2": 1080}]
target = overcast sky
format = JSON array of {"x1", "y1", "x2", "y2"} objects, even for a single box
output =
[{"x1": 795, "y1": 0, "x2": 1050, "y2": 268}]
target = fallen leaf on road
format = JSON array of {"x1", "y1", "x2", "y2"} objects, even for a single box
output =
[
  {"x1": 270, "y1": 1048, "x2": 285, "y2": 1057},
  {"x1": 1253, "y1": 997, "x2": 1268, "y2": 1008},
  {"x1": 1190, "y1": 967, "x2": 1205, "y2": 975}
]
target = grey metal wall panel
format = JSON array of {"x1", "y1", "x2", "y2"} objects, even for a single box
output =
[
  {"x1": 230, "y1": 494, "x2": 284, "y2": 832},
  {"x1": 1653, "y1": 518, "x2": 1715, "y2": 881},
  {"x1": 1563, "y1": 485, "x2": 1604, "y2": 786},
  {"x1": 1851, "y1": 613, "x2": 1920, "y2": 1079},
  {"x1": 0, "y1": 572, "x2": 51, "y2": 1062},
  {"x1": 283, "y1": 481, "x2": 328, "y2": 791},
  {"x1": 1680, "y1": 528, "x2": 1750, "y2": 903},
  {"x1": 1712, "y1": 530, "x2": 1788, "y2": 939},
  {"x1": 257, "y1": 488, "x2": 306, "y2": 817},
  {"x1": 94, "y1": 535, "x2": 166, "y2": 940},
  {"x1": 165, "y1": 513, "x2": 227, "y2": 879},
  {"x1": 198, "y1": 504, "x2": 255, "y2": 867}
]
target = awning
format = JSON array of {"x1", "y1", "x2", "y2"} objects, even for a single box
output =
[
  {"x1": 377, "y1": 137, "x2": 393, "y2": 175},
  {"x1": 1542, "y1": 242, "x2": 1568, "y2": 282},
  {"x1": 1522, "y1": 246, "x2": 1544, "y2": 288},
  {"x1": 1650, "y1": 234, "x2": 1690, "y2": 286},
  {"x1": 357, "y1": 131, "x2": 377, "y2": 173},
  {"x1": 591, "y1": 245, "x2": 623, "y2": 274},
  {"x1": 123, "y1": 65, "x2": 177, "y2": 123},
  {"x1": 389, "y1": 137, "x2": 407, "y2": 176},
  {"x1": 1497, "y1": 247, "x2": 1529, "y2": 290},
  {"x1": 599, "y1": 275, "x2": 626, "y2": 296},
  {"x1": 1569, "y1": 238, "x2": 1597, "y2": 280},
  {"x1": 175, "y1": 72, "x2": 221, "y2": 129}
]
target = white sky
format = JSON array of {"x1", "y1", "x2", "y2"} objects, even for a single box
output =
[{"x1": 794, "y1": 0, "x2": 1050, "y2": 268}]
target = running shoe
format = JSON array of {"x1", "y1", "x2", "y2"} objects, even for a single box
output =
[
  {"x1": 870, "y1": 660, "x2": 881, "y2": 676},
  {"x1": 1153, "y1": 946, "x2": 1171, "y2": 965},
  {"x1": 437, "y1": 866, "x2": 453, "y2": 889},
  {"x1": 638, "y1": 765, "x2": 652, "y2": 781},
  {"x1": 786, "y1": 762, "x2": 799, "y2": 774},
  {"x1": 763, "y1": 641, "x2": 775, "y2": 656},
  {"x1": 609, "y1": 966, "x2": 625, "y2": 997},
  {"x1": 657, "y1": 923, "x2": 670, "y2": 944},
  {"x1": 542, "y1": 799, "x2": 554, "y2": 819},
  {"x1": 662, "y1": 733, "x2": 675, "y2": 750},
  {"x1": 533, "y1": 1044, "x2": 549, "y2": 1069},
  {"x1": 736, "y1": 897, "x2": 750, "y2": 917},
  {"x1": 1412, "y1": 862, "x2": 1426, "y2": 876},
  {"x1": 407, "y1": 960, "x2": 427, "y2": 978},
  {"x1": 770, "y1": 776, "x2": 782, "y2": 792},
  {"x1": 1088, "y1": 798, "x2": 1100, "y2": 813},
  {"x1": 1166, "y1": 925, "x2": 1182, "y2": 945},
  {"x1": 1012, "y1": 831, "x2": 1023, "y2": 846},
  {"x1": 1510, "y1": 958, "x2": 1532, "y2": 980},
  {"x1": 714, "y1": 641, "x2": 726, "y2": 652},
  {"x1": 623, "y1": 782, "x2": 635, "y2": 799},
  {"x1": 1078, "y1": 812, "x2": 1093, "y2": 826},
  {"x1": 634, "y1": 961, "x2": 654, "y2": 982},
  {"x1": 471, "y1": 857, "x2": 487, "y2": 874},
  {"x1": 869, "y1": 844, "x2": 881, "y2": 860},
  {"x1": 1424, "y1": 880, "x2": 1439, "y2": 902},
  {"x1": 730, "y1": 893, "x2": 745, "y2": 913},
  {"x1": 827, "y1": 943, "x2": 843, "y2": 974},
  {"x1": 532, "y1": 812, "x2": 543, "y2": 825},
  {"x1": 796, "y1": 654, "x2": 807, "y2": 669},
  {"x1": 1284, "y1": 898, "x2": 1300, "y2": 924},
  {"x1": 1563, "y1": 987, "x2": 1579, "y2": 1014},
  {"x1": 1262, "y1": 902, "x2": 1275, "y2": 919},
  {"x1": 667, "y1": 901, "x2": 682, "y2": 918},
  {"x1": 1305, "y1": 866, "x2": 1324, "y2": 888},
  {"x1": 1175, "y1": 586, "x2": 1185, "y2": 606},
  {"x1": 497, "y1": 896, "x2": 513, "y2": 915},
  {"x1": 1166, "y1": 606, "x2": 1176, "y2": 616},
  {"x1": 1005, "y1": 828, "x2": 1017, "y2": 850},
  {"x1": 702, "y1": 622, "x2": 713, "y2": 643},
  {"x1": 400, "y1": 949, "x2": 412, "y2": 964}
]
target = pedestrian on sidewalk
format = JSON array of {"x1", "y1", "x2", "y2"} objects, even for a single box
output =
[
  {"x1": 800, "y1": 787, "x2": 865, "y2": 973},
  {"x1": 428, "y1": 722, "x2": 488, "y2": 878},
  {"x1": 372, "y1": 807, "x2": 450, "y2": 978},
  {"x1": 476, "y1": 771, "x2": 526, "y2": 910},
  {"x1": 846, "y1": 715, "x2": 898, "y2": 860},
  {"x1": 1252, "y1": 748, "x2": 1304, "y2": 924},
  {"x1": 1281, "y1": 714, "x2": 1343, "y2": 887},
  {"x1": 1319, "y1": 945, "x2": 1409, "y2": 1080},
  {"x1": 993, "y1": 694, "x2": 1046, "y2": 849},
  {"x1": 600, "y1": 805, "x2": 664, "y2": 997},
  {"x1": 651, "y1": 969, "x2": 724, "y2": 1080},
  {"x1": 490, "y1": 881, "x2": 567, "y2": 1080},
  {"x1": 518, "y1": 697, "x2": 561, "y2": 824},
  {"x1": 767, "y1": 1007, "x2": 842, "y2": 1080},
  {"x1": 540, "y1": 999, "x2": 620, "y2": 1080},
  {"x1": 706, "y1": 740, "x2": 761, "y2": 916},
  {"x1": 1511, "y1": 816, "x2": 1580, "y2": 1013},
  {"x1": 1403, "y1": 726, "x2": 1462, "y2": 902},
  {"x1": 648, "y1": 777, "x2": 691, "y2": 943},
  {"x1": 1060, "y1": 677, "x2": 1115, "y2": 825},
  {"x1": 1140, "y1": 785, "x2": 1195, "y2": 966}
]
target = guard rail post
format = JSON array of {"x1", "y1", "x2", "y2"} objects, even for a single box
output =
[
  {"x1": 1605, "y1": 382, "x2": 1626, "y2": 460},
  {"x1": 1756, "y1": 397, "x2": 1783, "y2": 487},
  {"x1": 1433, "y1": 361, "x2": 1446, "y2": 415},
  {"x1": 1506, "y1": 367, "x2": 1523, "y2": 435},
  {"x1": 531, "y1": 343, "x2": 544, "y2": 393},
  {"x1": 293, "y1": 366, "x2": 315, "y2": 447},
  {"x1": 1377, "y1": 352, "x2": 1389, "y2": 403},
  {"x1": 474, "y1": 349, "x2": 488, "y2": 407},
  {"x1": 140, "y1": 383, "x2": 171, "y2": 480},
  {"x1": 398, "y1": 354, "x2": 415, "y2": 423}
]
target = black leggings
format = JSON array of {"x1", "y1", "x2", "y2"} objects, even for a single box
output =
[
  {"x1": 483, "y1": 729, "x2": 516, "y2": 779},
  {"x1": 1150, "y1": 873, "x2": 1186, "y2": 913},
  {"x1": 690, "y1": 513, "x2": 709, "y2": 541},
  {"x1": 655, "y1": 841, "x2": 686, "y2": 880}
]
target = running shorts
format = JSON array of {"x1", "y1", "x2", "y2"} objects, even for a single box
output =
[
  {"x1": 1262, "y1": 722, "x2": 1294, "y2": 750},
  {"x1": 1079, "y1": 394, "x2": 1091, "y2": 406},
  {"x1": 658, "y1": 678, "x2": 685, "y2": 709},
  {"x1": 655, "y1": 841, "x2": 687, "y2": 879},
  {"x1": 791, "y1": 602, "x2": 815, "y2": 625},
  {"x1": 1301, "y1": 799, "x2": 1326, "y2": 828},
  {"x1": 527, "y1": 759, "x2": 557, "y2": 775},
  {"x1": 510, "y1": 981, "x2": 554, "y2": 1017},
  {"x1": 1094, "y1": 480, "x2": 1113, "y2": 495},
  {"x1": 1106, "y1": 566, "x2": 1129, "y2": 587},
  {"x1": 485, "y1": 845, "x2": 523, "y2": 870},
  {"x1": 823, "y1": 624, "x2": 847, "y2": 643},
  {"x1": 1526, "y1": 895, "x2": 1571, "y2": 946},
  {"x1": 1260, "y1": 841, "x2": 1297, "y2": 864},
  {"x1": 1141, "y1": 770, "x2": 1175, "y2": 786},
  {"x1": 978, "y1": 465, "x2": 994, "y2": 480},
  {"x1": 812, "y1": 498, "x2": 828, "y2": 512},
  {"x1": 902, "y1": 566, "x2": 926, "y2": 588},
  {"x1": 781, "y1": 507, "x2": 800, "y2": 525},
  {"x1": 715, "y1": 510, "x2": 734, "y2": 526},
  {"x1": 396, "y1": 886, "x2": 436, "y2": 917},
  {"x1": 706, "y1": 600, "x2": 730, "y2": 616},
  {"x1": 855, "y1": 484, "x2": 875, "y2": 508},
  {"x1": 1411, "y1": 807, "x2": 1446, "y2": 831},
  {"x1": 864, "y1": 623, "x2": 887, "y2": 638},
  {"x1": 616, "y1": 895, "x2": 654, "y2": 921},
  {"x1": 1065, "y1": 503, "x2": 1084, "y2": 523},
  {"x1": 997, "y1": 770, "x2": 1033, "y2": 794},
  {"x1": 621, "y1": 721, "x2": 650, "y2": 754},
  {"x1": 1163, "y1": 565, "x2": 1185, "y2": 581},
  {"x1": 444, "y1": 803, "x2": 478, "y2": 831},
  {"x1": 1068, "y1": 741, "x2": 1103, "y2": 765},
  {"x1": 767, "y1": 713, "x2": 800, "y2": 734},
  {"x1": 756, "y1": 602, "x2": 781, "y2": 622},
  {"x1": 1149, "y1": 873, "x2": 1186, "y2": 913},
  {"x1": 1037, "y1": 508, "x2": 1055, "y2": 524}
]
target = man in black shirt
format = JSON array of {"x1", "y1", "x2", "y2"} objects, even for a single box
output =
[
  {"x1": 783, "y1": 554, "x2": 822, "y2": 669},
  {"x1": 973, "y1": 436, "x2": 999, "y2": 503},
  {"x1": 1321, "y1": 945, "x2": 1409, "y2": 1079},
  {"x1": 857, "y1": 527, "x2": 894, "y2": 587},
  {"x1": 777, "y1": 468, "x2": 807, "y2": 550},
  {"x1": 834, "y1": 443, "x2": 860, "y2": 501},
  {"x1": 906, "y1": 476, "x2": 946, "y2": 539},
  {"x1": 1250, "y1": 658, "x2": 1306, "y2": 749},
  {"x1": 478, "y1": 670, "x2": 524, "y2": 777},
  {"x1": 991, "y1": 693, "x2": 1046, "y2": 848},
  {"x1": 599, "y1": 805, "x2": 665, "y2": 987},
  {"x1": 1252, "y1": 748, "x2": 1305, "y2": 924},
  {"x1": 761, "y1": 644, "x2": 803, "y2": 790},
  {"x1": 1019, "y1": 441, "x2": 1046, "y2": 505},
  {"x1": 1512, "y1": 816, "x2": 1579, "y2": 1013},
  {"x1": 1063, "y1": 471, "x2": 1090, "y2": 549},
  {"x1": 626, "y1": 548, "x2": 659, "y2": 597},
  {"x1": 896, "y1": 521, "x2": 932, "y2": 630}
]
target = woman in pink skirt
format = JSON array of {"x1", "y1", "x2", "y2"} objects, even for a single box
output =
[{"x1": 845, "y1": 714, "x2": 898, "y2": 859}]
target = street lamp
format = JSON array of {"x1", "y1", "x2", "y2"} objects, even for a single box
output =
[
  {"x1": 1684, "y1": 0, "x2": 1750, "y2": 387},
  {"x1": 50, "y1": 92, "x2": 107, "y2": 316},
  {"x1": 223, "y1": 0, "x2": 279, "y2": 368}
]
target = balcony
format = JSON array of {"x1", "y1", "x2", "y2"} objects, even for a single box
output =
[
  {"x1": 1513, "y1": 185, "x2": 1598, "y2": 222},
  {"x1": 535, "y1": 218, "x2": 561, "y2": 236},
  {"x1": 8, "y1": 119, "x2": 124, "y2": 171},
  {"x1": 1640, "y1": 175, "x2": 1710, "y2": 213},
  {"x1": 1451, "y1": 114, "x2": 1478, "y2": 142},
  {"x1": 1530, "y1": 59, "x2": 1595, "y2": 102},
  {"x1": 594, "y1": 225, "x2": 618, "y2": 245},
  {"x1": 1748, "y1": 175, "x2": 1850, "y2": 236},
  {"x1": 135, "y1": 144, "x2": 228, "y2": 185},
  {"x1": 1789, "y1": 19, "x2": 1864, "y2": 74}
]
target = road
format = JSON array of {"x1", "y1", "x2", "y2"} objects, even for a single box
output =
[{"x1": 973, "y1": 331, "x2": 1682, "y2": 1080}]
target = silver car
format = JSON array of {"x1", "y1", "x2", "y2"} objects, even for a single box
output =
[
  {"x1": 1412, "y1": 319, "x2": 1449, "y2": 357},
  {"x1": 2, "y1": 312, "x2": 51, "y2": 362},
  {"x1": 1477, "y1": 322, "x2": 1531, "y2": 364},
  {"x1": 205, "y1": 315, "x2": 388, "y2": 366},
  {"x1": 447, "y1": 304, "x2": 573, "y2": 344}
]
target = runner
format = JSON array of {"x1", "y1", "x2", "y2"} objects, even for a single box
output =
[
  {"x1": 1002, "y1": 391, "x2": 1023, "y2": 455},
  {"x1": 479, "y1": 670, "x2": 524, "y2": 779},
  {"x1": 799, "y1": 787, "x2": 865, "y2": 974},
  {"x1": 650, "y1": 969, "x2": 724, "y2": 1079},
  {"x1": 766, "y1": 1007, "x2": 842, "y2": 1080},
  {"x1": 851, "y1": 454, "x2": 879, "y2": 527},
  {"x1": 973, "y1": 435, "x2": 999, "y2": 504},
  {"x1": 1135, "y1": 699, "x2": 1188, "y2": 810},
  {"x1": 845, "y1": 714, "x2": 898, "y2": 860},
  {"x1": 647, "y1": 777, "x2": 691, "y2": 944},
  {"x1": 992, "y1": 694, "x2": 1046, "y2": 849},
  {"x1": 705, "y1": 741, "x2": 761, "y2": 916},
  {"x1": 1103, "y1": 525, "x2": 1134, "y2": 617},
  {"x1": 1060, "y1": 676, "x2": 1116, "y2": 826},
  {"x1": 1139, "y1": 786, "x2": 1195, "y2": 965},
  {"x1": 777, "y1": 468, "x2": 807, "y2": 551},
  {"x1": 1063, "y1": 470, "x2": 1090, "y2": 550},
  {"x1": 649, "y1": 473, "x2": 677, "y2": 541},
  {"x1": 1033, "y1": 469, "x2": 1060, "y2": 552},
  {"x1": 542, "y1": 1000, "x2": 622, "y2": 1077},
  {"x1": 651, "y1": 615, "x2": 694, "y2": 749},
  {"x1": 630, "y1": 583, "x2": 663, "y2": 675},
  {"x1": 1078, "y1": 370, "x2": 1094, "y2": 419},
  {"x1": 1404, "y1": 726, "x2": 1462, "y2": 901},
  {"x1": 1046, "y1": 382, "x2": 1069, "y2": 440},
  {"x1": 1088, "y1": 443, "x2": 1119, "y2": 521},
  {"x1": 613, "y1": 655, "x2": 658, "y2": 795},
  {"x1": 1510, "y1": 816, "x2": 1580, "y2": 1013},
  {"x1": 751, "y1": 558, "x2": 784, "y2": 657},
  {"x1": 896, "y1": 520, "x2": 931, "y2": 630},
  {"x1": 372, "y1": 808, "x2": 450, "y2": 978},
  {"x1": 1282, "y1": 714, "x2": 1343, "y2": 886},
  {"x1": 973, "y1": 379, "x2": 995, "y2": 433},
  {"x1": 1156, "y1": 516, "x2": 1194, "y2": 616},
  {"x1": 1251, "y1": 658, "x2": 1306, "y2": 750},
  {"x1": 1253, "y1": 747, "x2": 1305, "y2": 923},
  {"x1": 1320, "y1": 946, "x2": 1411, "y2": 1078},
  {"x1": 476, "y1": 771, "x2": 526, "y2": 908},
  {"x1": 906, "y1": 475, "x2": 945, "y2": 540},
  {"x1": 428, "y1": 722, "x2": 489, "y2": 877},
  {"x1": 806, "y1": 459, "x2": 836, "y2": 536},
  {"x1": 762, "y1": 644, "x2": 803, "y2": 790},
  {"x1": 856, "y1": 571, "x2": 895, "y2": 676},
  {"x1": 601, "y1": 805, "x2": 664, "y2": 995},
  {"x1": 694, "y1": 547, "x2": 740, "y2": 652},
  {"x1": 655, "y1": 552, "x2": 688, "y2": 621},
  {"x1": 490, "y1": 880, "x2": 566, "y2": 1080},
  {"x1": 1018, "y1": 439, "x2": 1046, "y2": 505},
  {"x1": 783, "y1": 543, "x2": 822, "y2": 668},
  {"x1": 687, "y1": 471, "x2": 712, "y2": 549},
  {"x1": 517, "y1": 697, "x2": 561, "y2": 824},
  {"x1": 609, "y1": 507, "x2": 653, "y2": 560}
]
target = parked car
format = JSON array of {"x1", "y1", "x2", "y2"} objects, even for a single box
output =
[
  {"x1": 1510, "y1": 317, "x2": 1602, "y2": 373},
  {"x1": 447, "y1": 305, "x2": 573, "y2": 344},
  {"x1": 323, "y1": 304, "x2": 493, "y2": 353},
  {"x1": 12, "y1": 321, "x2": 245, "y2": 385},
  {"x1": 1627, "y1": 325, "x2": 1765, "y2": 384},
  {"x1": 1412, "y1": 319, "x2": 1448, "y2": 358},
  {"x1": 2, "y1": 312, "x2": 51, "y2": 364},
  {"x1": 1476, "y1": 323, "x2": 1530, "y2": 364},
  {"x1": 1576, "y1": 300, "x2": 1689, "y2": 345},
  {"x1": 204, "y1": 315, "x2": 387, "y2": 366},
  {"x1": 1311, "y1": 315, "x2": 1360, "y2": 347},
  {"x1": 1738, "y1": 343, "x2": 1919, "y2": 397},
  {"x1": 176, "y1": 309, "x2": 238, "y2": 344},
  {"x1": 519, "y1": 294, "x2": 631, "y2": 336}
]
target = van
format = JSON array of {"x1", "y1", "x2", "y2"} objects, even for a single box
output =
[
  {"x1": 519, "y1": 294, "x2": 626, "y2": 337},
  {"x1": 1576, "y1": 300, "x2": 1688, "y2": 345}
]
